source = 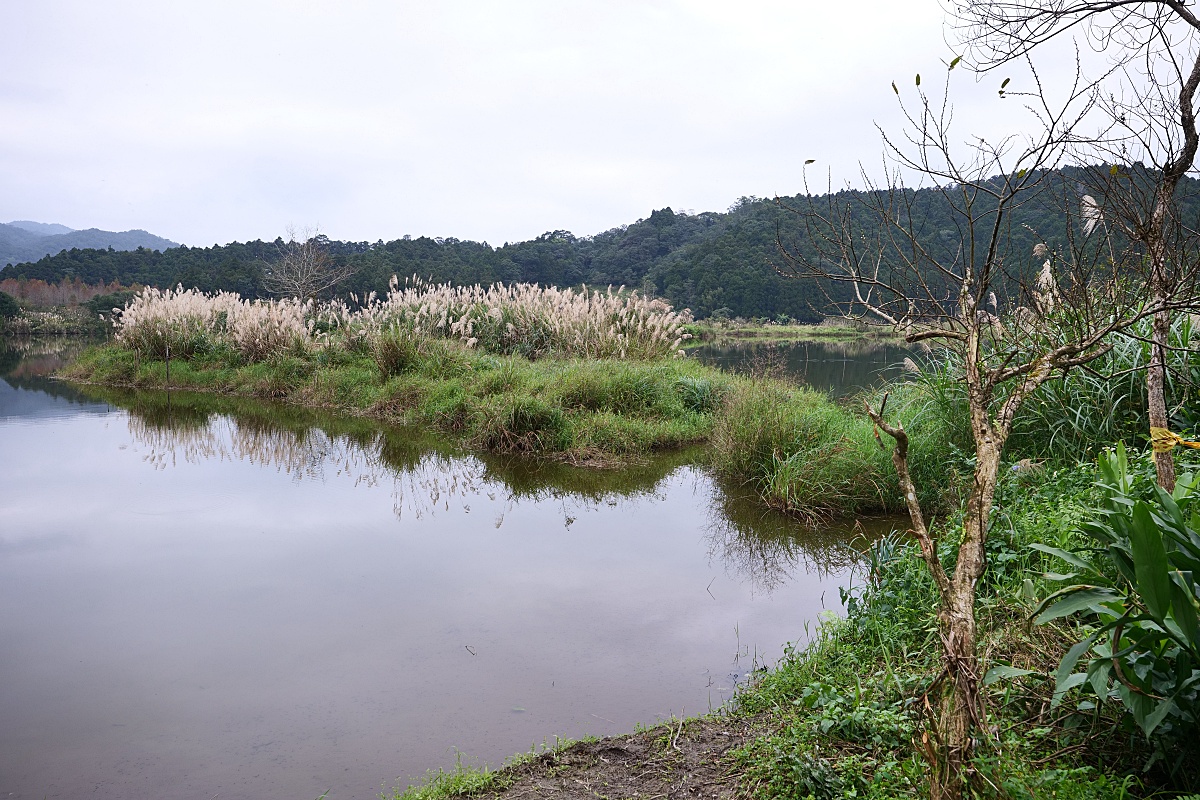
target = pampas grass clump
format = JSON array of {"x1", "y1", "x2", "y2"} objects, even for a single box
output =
[{"x1": 112, "y1": 278, "x2": 691, "y2": 363}]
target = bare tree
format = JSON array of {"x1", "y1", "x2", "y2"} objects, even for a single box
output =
[
  {"x1": 952, "y1": 1, "x2": 1200, "y2": 490},
  {"x1": 778, "y1": 65, "x2": 1200, "y2": 799},
  {"x1": 262, "y1": 226, "x2": 355, "y2": 302}
]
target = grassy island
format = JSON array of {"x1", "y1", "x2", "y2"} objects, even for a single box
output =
[{"x1": 63, "y1": 282, "x2": 924, "y2": 521}]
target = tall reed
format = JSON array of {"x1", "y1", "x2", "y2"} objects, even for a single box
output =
[{"x1": 112, "y1": 279, "x2": 691, "y2": 364}]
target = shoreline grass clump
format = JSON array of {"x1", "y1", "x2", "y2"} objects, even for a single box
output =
[
  {"x1": 356, "y1": 276, "x2": 691, "y2": 360},
  {"x1": 710, "y1": 378, "x2": 897, "y2": 523},
  {"x1": 65, "y1": 331, "x2": 732, "y2": 464}
]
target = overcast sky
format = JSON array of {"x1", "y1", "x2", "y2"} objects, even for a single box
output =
[{"x1": 1, "y1": 1, "x2": 1077, "y2": 247}]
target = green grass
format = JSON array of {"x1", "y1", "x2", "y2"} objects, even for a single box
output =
[
  {"x1": 729, "y1": 458, "x2": 1182, "y2": 799},
  {"x1": 66, "y1": 338, "x2": 958, "y2": 519},
  {"x1": 710, "y1": 378, "x2": 904, "y2": 522},
  {"x1": 65, "y1": 342, "x2": 737, "y2": 464}
]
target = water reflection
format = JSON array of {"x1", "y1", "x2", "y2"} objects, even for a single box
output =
[
  {"x1": 689, "y1": 337, "x2": 915, "y2": 396},
  {"x1": 0, "y1": 336, "x2": 111, "y2": 416},
  {"x1": 84, "y1": 386, "x2": 861, "y2": 588},
  {"x1": 1, "y1": 338, "x2": 894, "y2": 800}
]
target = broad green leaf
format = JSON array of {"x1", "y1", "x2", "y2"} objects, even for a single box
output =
[
  {"x1": 1052, "y1": 672, "x2": 1088, "y2": 707},
  {"x1": 1054, "y1": 630, "x2": 1103, "y2": 703},
  {"x1": 804, "y1": 159, "x2": 815, "y2": 165},
  {"x1": 984, "y1": 665, "x2": 1036, "y2": 685},
  {"x1": 1140, "y1": 695, "x2": 1177, "y2": 737},
  {"x1": 949, "y1": 56, "x2": 961, "y2": 70},
  {"x1": 1087, "y1": 658, "x2": 1112, "y2": 699},
  {"x1": 1035, "y1": 587, "x2": 1119, "y2": 624},
  {"x1": 1130, "y1": 502, "x2": 1172, "y2": 619},
  {"x1": 1021, "y1": 578, "x2": 1037, "y2": 602},
  {"x1": 1031, "y1": 543, "x2": 1095, "y2": 573},
  {"x1": 1169, "y1": 572, "x2": 1199, "y2": 649},
  {"x1": 915, "y1": 73, "x2": 921, "y2": 86}
]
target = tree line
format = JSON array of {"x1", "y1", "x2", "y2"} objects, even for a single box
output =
[{"x1": 4, "y1": 167, "x2": 1198, "y2": 320}]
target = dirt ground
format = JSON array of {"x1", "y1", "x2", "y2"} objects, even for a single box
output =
[{"x1": 472, "y1": 716, "x2": 763, "y2": 800}]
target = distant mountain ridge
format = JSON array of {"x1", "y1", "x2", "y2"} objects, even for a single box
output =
[
  {"x1": 1, "y1": 221, "x2": 178, "y2": 267},
  {"x1": 8, "y1": 220, "x2": 75, "y2": 236}
]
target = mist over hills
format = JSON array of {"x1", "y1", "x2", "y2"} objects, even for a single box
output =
[{"x1": 1, "y1": 221, "x2": 179, "y2": 267}]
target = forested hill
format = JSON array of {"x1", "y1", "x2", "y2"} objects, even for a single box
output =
[
  {"x1": 6, "y1": 168, "x2": 1194, "y2": 320},
  {"x1": 0, "y1": 223, "x2": 179, "y2": 267}
]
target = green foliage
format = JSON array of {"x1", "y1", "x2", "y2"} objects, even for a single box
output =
[
  {"x1": 710, "y1": 379, "x2": 896, "y2": 522},
  {"x1": 747, "y1": 741, "x2": 850, "y2": 800},
  {"x1": 673, "y1": 375, "x2": 720, "y2": 413},
  {"x1": 372, "y1": 324, "x2": 424, "y2": 377},
  {"x1": 83, "y1": 289, "x2": 139, "y2": 318},
  {"x1": 0, "y1": 290, "x2": 19, "y2": 319},
  {"x1": 470, "y1": 394, "x2": 568, "y2": 452},
  {"x1": 902, "y1": 316, "x2": 1200, "y2": 467},
  {"x1": 1036, "y1": 443, "x2": 1200, "y2": 757},
  {"x1": 732, "y1": 455, "x2": 1172, "y2": 798},
  {"x1": 23, "y1": 166, "x2": 1186, "y2": 323},
  {"x1": 69, "y1": 342, "x2": 730, "y2": 461},
  {"x1": 383, "y1": 750, "x2": 528, "y2": 800}
]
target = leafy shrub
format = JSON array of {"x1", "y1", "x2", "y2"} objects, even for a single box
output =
[
  {"x1": 83, "y1": 290, "x2": 139, "y2": 318},
  {"x1": 752, "y1": 745, "x2": 847, "y2": 800},
  {"x1": 0, "y1": 291, "x2": 21, "y2": 320},
  {"x1": 710, "y1": 379, "x2": 893, "y2": 522},
  {"x1": 1037, "y1": 443, "x2": 1200, "y2": 752}
]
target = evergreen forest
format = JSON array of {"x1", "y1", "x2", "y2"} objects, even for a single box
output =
[{"x1": 6, "y1": 166, "x2": 1198, "y2": 320}]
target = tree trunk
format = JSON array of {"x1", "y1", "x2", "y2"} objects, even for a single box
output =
[{"x1": 1148, "y1": 304, "x2": 1177, "y2": 491}]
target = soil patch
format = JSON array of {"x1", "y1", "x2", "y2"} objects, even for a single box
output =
[{"x1": 468, "y1": 716, "x2": 762, "y2": 800}]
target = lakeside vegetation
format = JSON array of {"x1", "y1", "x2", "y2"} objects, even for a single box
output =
[
  {"x1": 52, "y1": 273, "x2": 1200, "y2": 797},
  {"x1": 367, "y1": 312, "x2": 1200, "y2": 799},
  {"x1": 63, "y1": 282, "x2": 917, "y2": 522}
]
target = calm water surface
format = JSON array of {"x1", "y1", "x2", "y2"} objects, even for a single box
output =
[
  {"x1": 0, "y1": 339, "x2": 890, "y2": 800},
  {"x1": 689, "y1": 337, "x2": 914, "y2": 395}
]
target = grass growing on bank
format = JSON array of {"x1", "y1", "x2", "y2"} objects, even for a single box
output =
[
  {"x1": 733, "y1": 448, "x2": 1200, "y2": 799},
  {"x1": 65, "y1": 336, "x2": 919, "y2": 519},
  {"x1": 66, "y1": 343, "x2": 718, "y2": 456}
]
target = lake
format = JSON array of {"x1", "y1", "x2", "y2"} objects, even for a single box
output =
[
  {"x1": 0, "y1": 338, "x2": 905, "y2": 800},
  {"x1": 689, "y1": 336, "x2": 914, "y2": 396}
]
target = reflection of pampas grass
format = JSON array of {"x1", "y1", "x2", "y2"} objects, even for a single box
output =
[
  {"x1": 129, "y1": 413, "x2": 367, "y2": 478},
  {"x1": 124, "y1": 406, "x2": 493, "y2": 519}
]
